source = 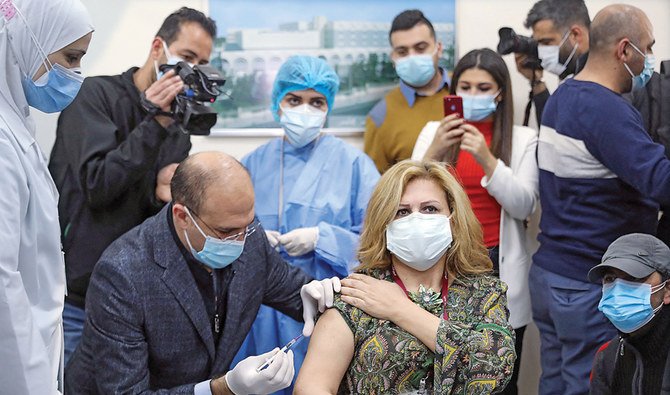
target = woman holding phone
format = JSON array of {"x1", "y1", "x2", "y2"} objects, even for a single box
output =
[{"x1": 411, "y1": 48, "x2": 538, "y2": 395}]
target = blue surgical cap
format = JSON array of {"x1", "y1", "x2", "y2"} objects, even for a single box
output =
[{"x1": 271, "y1": 55, "x2": 340, "y2": 121}]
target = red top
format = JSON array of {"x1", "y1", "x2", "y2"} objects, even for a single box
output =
[{"x1": 454, "y1": 121, "x2": 501, "y2": 247}]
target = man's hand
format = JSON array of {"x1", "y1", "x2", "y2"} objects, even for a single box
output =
[
  {"x1": 301, "y1": 277, "x2": 342, "y2": 336},
  {"x1": 213, "y1": 348, "x2": 294, "y2": 395},
  {"x1": 515, "y1": 54, "x2": 547, "y2": 95},
  {"x1": 144, "y1": 69, "x2": 183, "y2": 128},
  {"x1": 155, "y1": 163, "x2": 179, "y2": 203},
  {"x1": 515, "y1": 53, "x2": 543, "y2": 81},
  {"x1": 278, "y1": 227, "x2": 319, "y2": 257}
]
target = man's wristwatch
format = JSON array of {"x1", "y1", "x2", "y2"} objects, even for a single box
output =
[{"x1": 140, "y1": 92, "x2": 172, "y2": 118}]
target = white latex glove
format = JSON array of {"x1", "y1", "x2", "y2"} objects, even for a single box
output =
[
  {"x1": 225, "y1": 348, "x2": 294, "y2": 395},
  {"x1": 301, "y1": 277, "x2": 342, "y2": 337},
  {"x1": 278, "y1": 227, "x2": 319, "y2": 257},
  {"x1": 265, "y1": 230, "x2": 281, "y2": 248}
]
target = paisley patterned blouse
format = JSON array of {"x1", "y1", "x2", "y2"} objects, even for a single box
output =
[{"x1": 333, "y1": 269, "x2": 516, "y2": 394}]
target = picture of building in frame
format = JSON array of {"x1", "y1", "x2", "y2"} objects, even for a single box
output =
[{"x1": 209, "y1": 0, "x2": 456, "y2": 129}]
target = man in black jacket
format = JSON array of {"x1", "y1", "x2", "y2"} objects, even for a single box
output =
[
  {"x1": 588, "y1": 234, "x2": 670, "y2": 394},
  {"x1": 48, "y1": 7, "x2": 216, "y2": 363}
]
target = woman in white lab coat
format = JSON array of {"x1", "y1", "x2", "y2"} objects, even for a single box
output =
[{"x1": 0, "y1": 1, "x2": 93, "y2": 393}]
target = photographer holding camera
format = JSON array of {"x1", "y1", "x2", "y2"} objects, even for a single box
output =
[
  {"x1": 507, "y1": 0, "x2": 591, "y2": 125},
  {"x1": 47, "y1": 7, "x2": 216, "y2": 362}
]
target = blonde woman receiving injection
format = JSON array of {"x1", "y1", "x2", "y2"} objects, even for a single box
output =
[{"x1": 295, "y1": 160, "x2": 516, "y2": 394}]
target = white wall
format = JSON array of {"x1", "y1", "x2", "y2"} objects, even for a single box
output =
[{"x1": 28, "y1": 3, "x2": 670, "y2": 393}]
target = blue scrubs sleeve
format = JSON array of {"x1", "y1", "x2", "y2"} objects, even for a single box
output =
[
  {"x1": 314, "y1": 155, "x2": 380, "y2": 276},
  {"x1": 315, "y1": 222, "x2": 359, "y2": 276}
]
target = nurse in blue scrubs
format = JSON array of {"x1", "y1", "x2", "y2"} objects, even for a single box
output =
[{"x1": 233, "y1": 55, "x2": 380, "y2": 393}]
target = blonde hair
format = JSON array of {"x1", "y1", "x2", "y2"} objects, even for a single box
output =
[{"x1": 357, "y1": 160, "x2": 492, "y2": 277}]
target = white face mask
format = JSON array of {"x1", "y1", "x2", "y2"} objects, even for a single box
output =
[
  {"x1": 386, "y1": 212, "x2": 453, "y2": 271},
  {"x1": 537, "y1": 31, "x2": 579, "y2": 76},
  {"x1": 154, "y1": 39, "x2": 196, "y2": 79},
  {"x1": 279, "y1": 104, "x2": 326, "y2": 148}
]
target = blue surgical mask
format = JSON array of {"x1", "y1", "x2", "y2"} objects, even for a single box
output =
[
  {"x1": 183, "y1": 207, "x2": 248, "y2": 270},
  {"x1": 21, "y1": 62, "x2": 84, "y2": 113},
  {"x1": 598, "y1": 278, "x2": 666, "y2": 333},
  {"x1": 394, "y1": 49, "x2": 438, "y2": 87},
  {"x1": 624, "y1": 42, "x2": 655, "y2": 91},
  {"x1": 459, "y1": 91, "x2": 499, "y2": 122},
  {"x1": 279, "y1": 104, "x2": 326, "y2": 148},
  {"x1": 13, "y1": 3, "x2": 84, "y2": 113}
]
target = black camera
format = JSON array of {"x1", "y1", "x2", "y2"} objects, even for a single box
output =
[
  {"x1": 158, "y1": 61, "x2": 226, "y2": 135},
  {"x1": 497, "y1": 27, "x2": 542, "y2": 70}
]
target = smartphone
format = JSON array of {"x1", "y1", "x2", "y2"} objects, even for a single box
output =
[{"x1": 443, "y1": 95, "x2": 463, "y2": 118}]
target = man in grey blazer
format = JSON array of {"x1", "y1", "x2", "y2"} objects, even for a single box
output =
[{"x1": 65, "y1": 151, "x2": 341, "y2": 395}]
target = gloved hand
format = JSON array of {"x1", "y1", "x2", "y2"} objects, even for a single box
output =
[
  {"x1": 225, "y1": 348, "x2": 294, "y2": 395},
  {"x1": 278, "y1": 227, "x2": 319, "y2": 257},
  {"x1": 301, "y1": 277, "x2": 342, "y2": 337},
  {"x1": 265, "y1": 230, "x2": 281, "y2": 248}
]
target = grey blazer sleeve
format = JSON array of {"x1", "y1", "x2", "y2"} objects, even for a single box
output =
[{"x1": 87, "y1": 258, "x2": 196, "y2": 395}]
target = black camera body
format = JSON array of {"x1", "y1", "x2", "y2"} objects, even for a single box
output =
[
  {"x1": 159, "y1": 61, "x2": 226, "y2": 135},
  {"x1": 497, "y1": 27, "x2": 542, "y2": 70}
]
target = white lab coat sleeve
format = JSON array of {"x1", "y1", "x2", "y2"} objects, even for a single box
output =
[
  {"x1": 481, "y1": 131, "x2": 539, "y2": 220},
  {"x1": 411, "y1": 122, "x2": 440, "y2": 161},
  {"x1": 0, "y1": 136, "x2": 56, "y2": 395}
]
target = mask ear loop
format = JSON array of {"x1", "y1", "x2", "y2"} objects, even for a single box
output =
[
  {"x1": 161, "y1": 39, "x2": 172, "y2": 59},
  {"x1": 559, "y1": 30, "x2": 579, "y2": 70},
  {"x1": 184, "y1": 206, "x2": 208, "y2": 239},
  {"x1": 651, "y1": 279, "x2": 668, "y2": 294},
  {"x1": 153, "y1": 38, "x2": 169, "y2": 80},
  {"x1": 627, "y1": 41, "x2": 647, "y2": 58},
  {"x1": 12, "y1": 3, "x2": 55, "y2": 79},
  {"x1": 648, "y1": 279, "x2": 668, "y2": 314},
  {"x1": 558, "y1": 30, "x2": 571, "y2": 48},
  {"x1": 491, "y1": 89, "x2": 503, "y2": 103}
]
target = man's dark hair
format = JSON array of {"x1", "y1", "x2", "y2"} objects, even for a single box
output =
[
  {"x1": 389, "y1": 9, "x2": 435, "y2": 43},
  {"x1": 156, "y1": 7, "x2": 217, "y2": 45},
  {"x1": 170, "y1": 156, "x2": 219, "y2": 214},
  {"x1": 524, "y1": 0, "x2": 590, "y2": 31}
]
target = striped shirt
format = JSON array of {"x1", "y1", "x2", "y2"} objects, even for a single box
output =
[{"x1": 534, "y1": 78, "x2": 670, "y2": 281}]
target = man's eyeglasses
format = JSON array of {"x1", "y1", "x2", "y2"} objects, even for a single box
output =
[{"x1": 187, "y1": 206, "x2": 256, "y2": 241}]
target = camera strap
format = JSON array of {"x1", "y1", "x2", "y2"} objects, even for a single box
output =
[
  {"x1": 523, "y1": 91, "x2": 534, "y2": 127},
  {"x1": 523, "y1": 70, "x2": 539, "y2": 127}
]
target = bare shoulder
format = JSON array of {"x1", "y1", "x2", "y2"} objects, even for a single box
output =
[{"x1": 295, "y1": 307, "x2": 354, "y2": 394}]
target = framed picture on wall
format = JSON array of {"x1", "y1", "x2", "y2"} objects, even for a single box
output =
[{"x1": 208, "y1": 0, "x2": 456, "y2": 129}]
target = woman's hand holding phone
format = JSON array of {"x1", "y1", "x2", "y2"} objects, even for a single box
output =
[
  {"x1": 424, "y1": 114, "x2": 466, "y2": 161},
  {"x1": 459, "y1": 123, "x2": 498, "y2": 177}
]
